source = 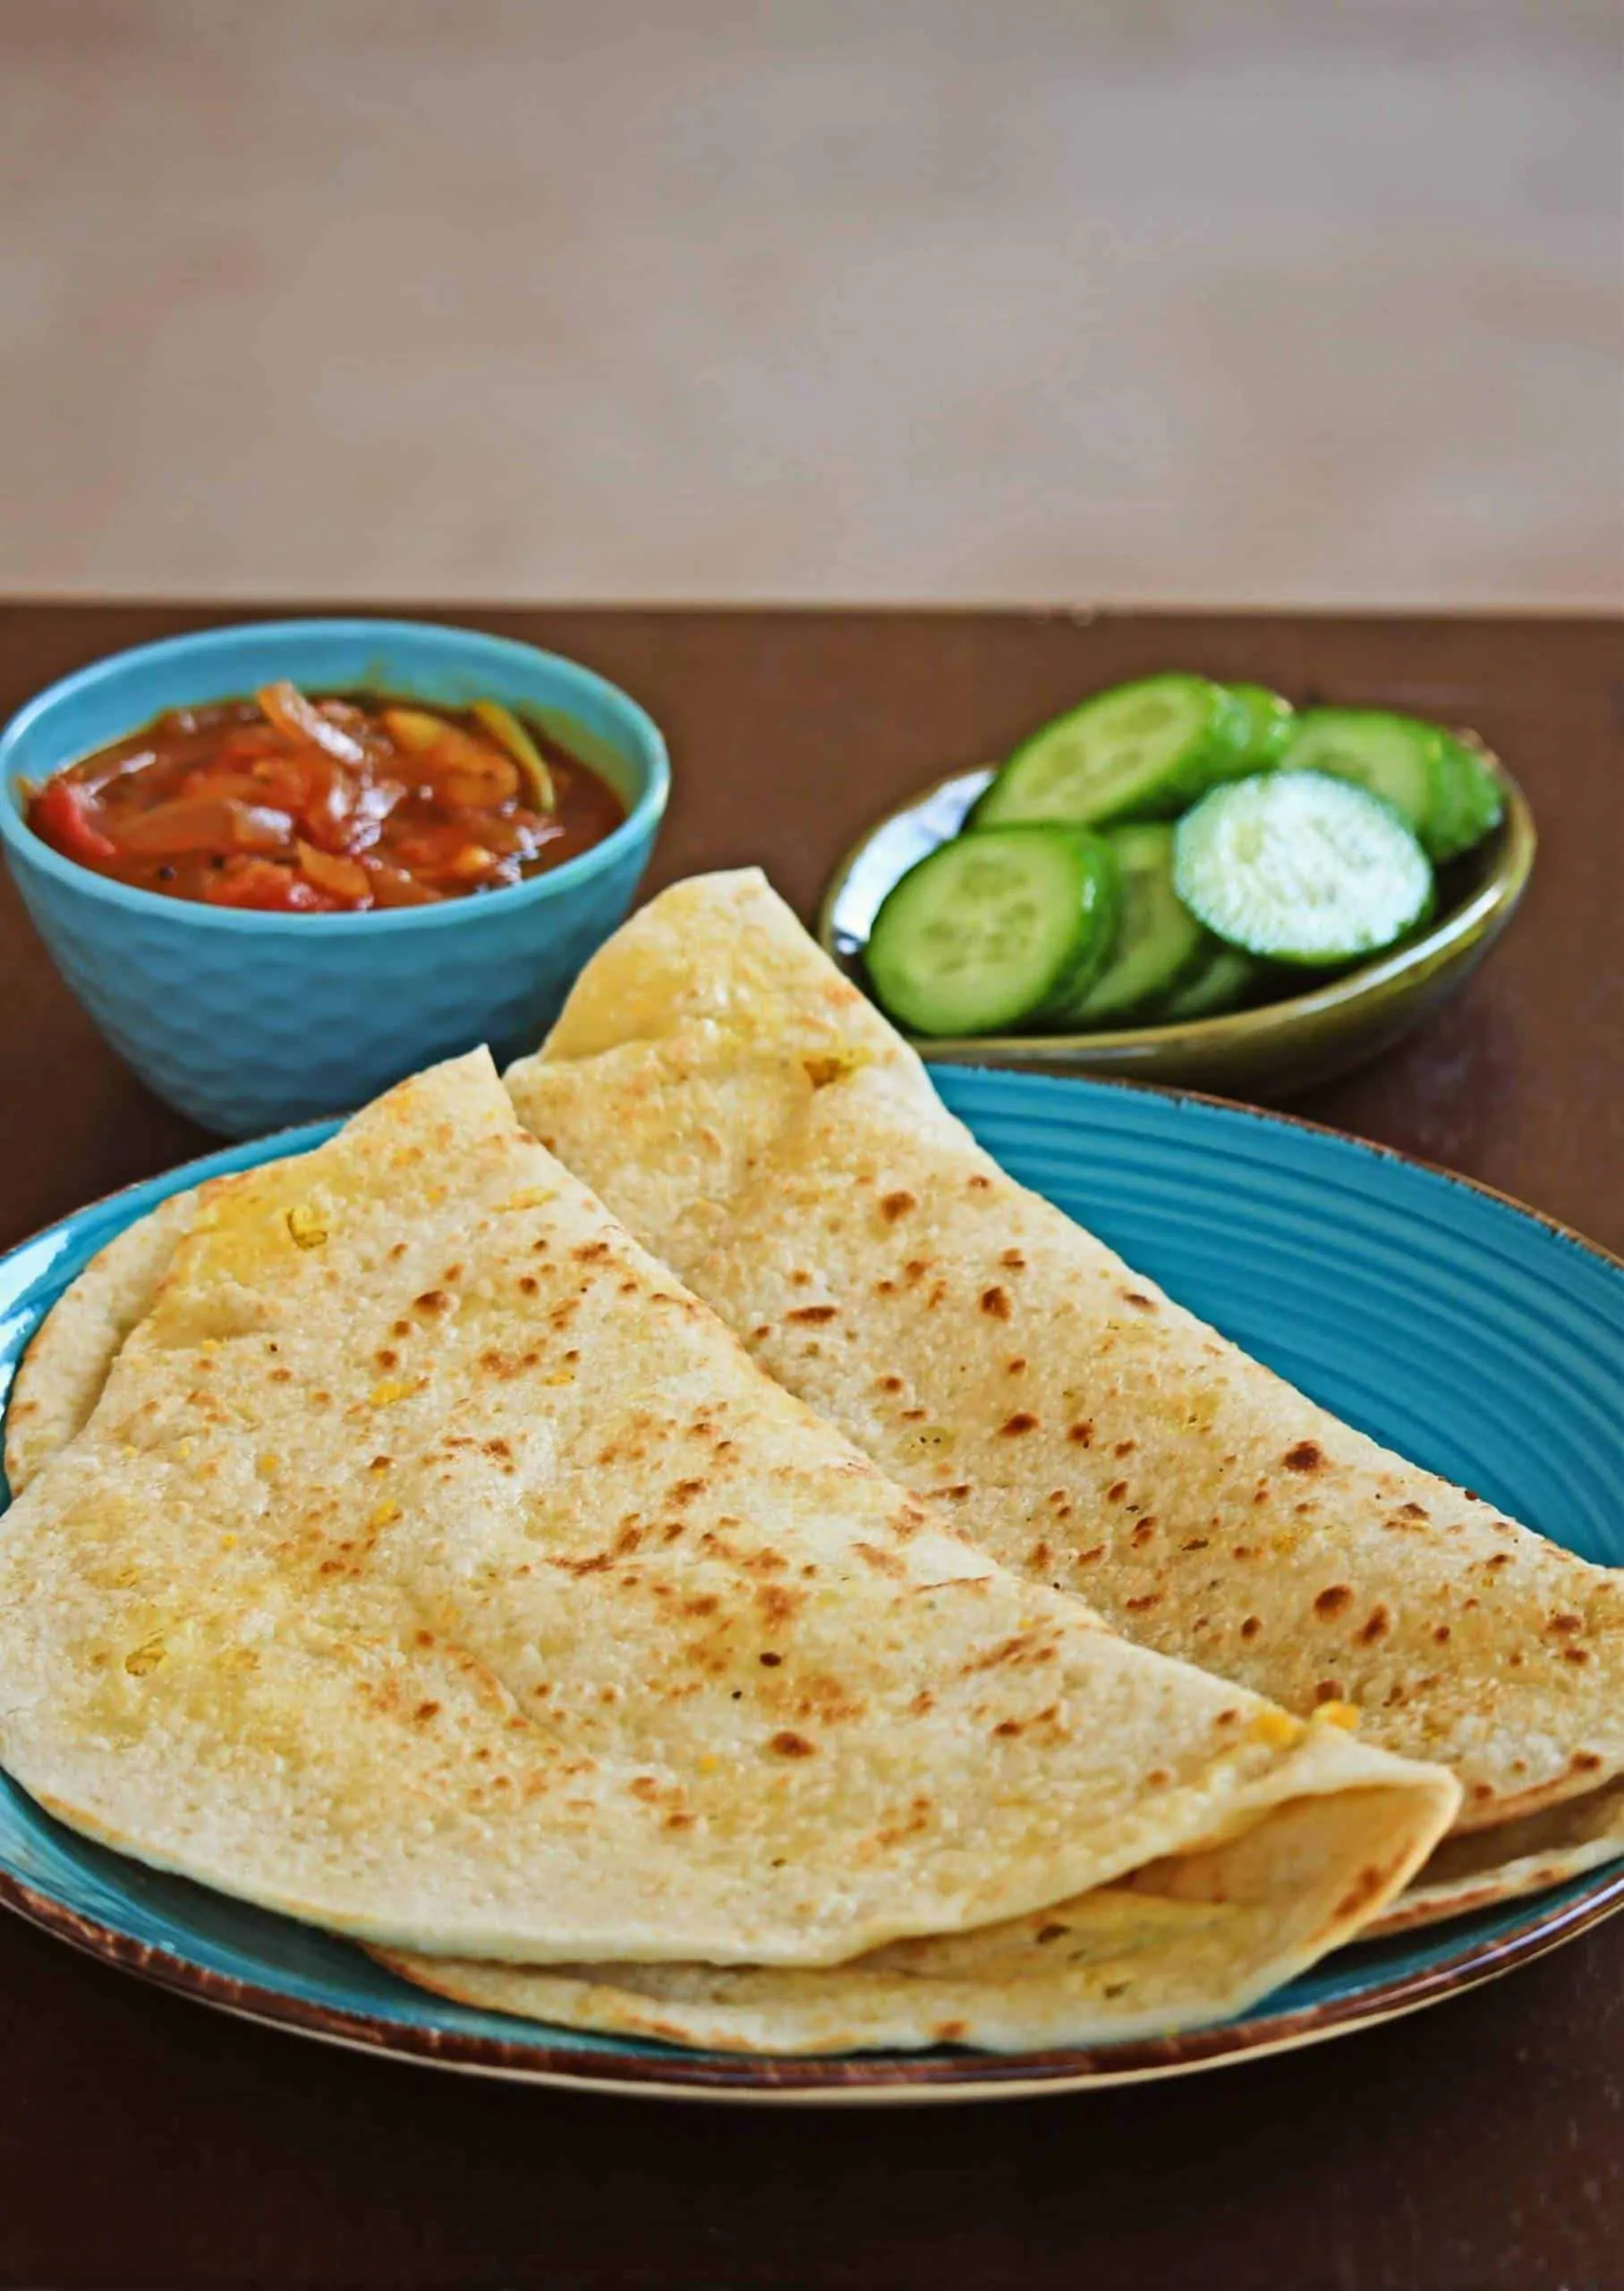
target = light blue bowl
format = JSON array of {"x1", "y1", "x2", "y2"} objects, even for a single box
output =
[{"x1": 0, "y1": 620, "x2": 668, "y2": 1137}]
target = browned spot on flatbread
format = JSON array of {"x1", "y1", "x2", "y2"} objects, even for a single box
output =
[
  {"x1": 980, "y1": 1286, "x2": 1011, "y2": 1319},
  {"x1": 1332, "y1": 1863, "x2": 1390, "y2": 1921},
  {"x1": 1282, "y1": 1442, "x2": 1324, "y2": 1472},
  {"x1": 962, "y1": 1631, "x2": 1046, "y2": 1674},
  {"x1": 769, "y1": 1730, "x2": 815, "y2": 1758},
  {"x1": 757, "y1": 1583, "x2": 803, "y2": 1630},
  {"x1": 787, "y1": 1304, "x2": 838, "y2": 1324},
  {"x1": 1001, "y1": 1413, "x2": 1039, "y2": 1436},
  {"x1": 1314, "y1": 1585, "x2": 1353, "y2": 1618},
  {"x1": 880, "y1": 1191, "x2": 917, "y2": 1222}
]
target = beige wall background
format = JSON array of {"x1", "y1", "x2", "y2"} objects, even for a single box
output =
[{"x1": 3, "y1": 0, "x2": 1620, "y2": 605}]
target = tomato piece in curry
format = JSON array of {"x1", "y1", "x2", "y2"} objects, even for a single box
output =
[{"x1": 24, "y1": 683, "x2": 625, "y2": 912}]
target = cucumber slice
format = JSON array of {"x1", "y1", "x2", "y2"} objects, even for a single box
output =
[
  {"x1": 1225, "y1": 684, "x2": 1297, "y2": 770},
  {"x1": 1275, "y1": 709, "x2": 1435, "y2": 835},
  {"x1": 1157, "y1": 942, "x2": 1263, "y2": 1021},
  {"x1": 1059, "y1": 824, "x2": 1211, "y2": 1026},
  {"x1": 1424, "y1": 734, "x2": 1504, "y2": 862},
  {"x1": 974, "y1": 674, "x2": 1249, "y2": 830},
  {"x1": 1173, "y1": 771, "x2": 1434, "y2": 967},
  {"x1": 864, "y1": 825, "x2": 1118, "y2": 1037}
]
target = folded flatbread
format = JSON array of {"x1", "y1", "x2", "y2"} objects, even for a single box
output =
[
  {"x1": 372, "y1": 1781, "x2": 1423, "y2": 2053},
  {"x1": 495, "y1": 871, "x2": 1623, "y2": 1933},
  {"x1": 0, "y1": 1051, "x2": 1455, "y2": 2051}
]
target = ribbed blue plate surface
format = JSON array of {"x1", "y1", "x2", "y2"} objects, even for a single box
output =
[{"x1": 0, "y1": 1069, "x2": 1619, "y2": 2100}]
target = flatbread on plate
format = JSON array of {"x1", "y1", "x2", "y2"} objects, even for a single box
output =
[
  {"x1": 497, "y1": 871, "x2": 1624, "y2": 1934},
  {"x1": 0, "y1": 1051, "x2": 1455, "y2": 2049}
]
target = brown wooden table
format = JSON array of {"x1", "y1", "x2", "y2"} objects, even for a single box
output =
[{"x1": 0, "y1": 606, "x2": 1619, "y2": 2291}]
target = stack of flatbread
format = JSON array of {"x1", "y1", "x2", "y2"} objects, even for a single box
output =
[
  {"x1": 5, "y1": 871, "x2": 1618, "y2": 2055},
  {"x1": 1, "y1": 1052, "x2": 1455, "y2": 2055},
  {"x1": 506, "y1": 873, "x2": 1624, "y2": 1936}
]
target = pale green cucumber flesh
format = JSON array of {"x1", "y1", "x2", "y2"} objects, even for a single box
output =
[
  {"x1": 1276, "y1": 709, "x2": 1436, "y2": 834},
  {"x1": 864, "y1": 825, "x2": 1118, "y2": 1036},
  {"x1": 1059, "y1": 823, "x2": 1211, "y2": 1025},
  {"x1": 974, "y1": 674, "x2": 1247, "y2": 830},
  {"x1": 1173, "y1": 771, "x2": 1434, "y2": 967}
]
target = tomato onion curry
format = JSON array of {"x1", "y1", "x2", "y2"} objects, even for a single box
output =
[{"x1": 24, "y1": 682, "x2": 625, "y2": 911}]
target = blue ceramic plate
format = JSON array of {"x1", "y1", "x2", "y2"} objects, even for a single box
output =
[{"x1": 1, "y1": 1072, "x2": 1620, "y2": 2104}]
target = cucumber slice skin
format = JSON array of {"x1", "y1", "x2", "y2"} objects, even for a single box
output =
[
  {"x1": 1276, "y1": 709, "x2": 1436, "y2": 835},
  {"x1": 1055, "y1": 823, "x2": 1212, "y2": 1026},
  {"x1": 973, "y1": 674, "x2": 1251, "y2": 832},
  {"x1": 1173, "y1": 771, "x2": 1434, "y2": 967},
  {"x1": 863, "y1": 825, "x2": 1118, "y2": 1038},
  {"x1": 1225, "y1": 684, "x2": 1297, "y2": 771},
  {"x1": 1424, "y1": 735, "x2": 1505, "y2": 862},
  {"x1": 1157, "y1": 942, "x2": 1265, "y2": 1021}
]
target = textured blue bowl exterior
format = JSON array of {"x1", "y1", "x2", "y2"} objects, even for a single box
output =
[
  {"x1": 0, "y1": 1072, "x2": 1619, "y2": 2095},
  {"x1": 0, "y1": 620, "x2": 668, "y2": 1136}
]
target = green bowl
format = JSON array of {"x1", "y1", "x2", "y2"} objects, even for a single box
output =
[{"x1": 816, "y1": 751, "x2": 1535, "y2": 1098}]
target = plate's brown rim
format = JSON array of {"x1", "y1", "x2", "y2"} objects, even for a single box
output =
[
  {"x1": 814, "y1": 748, "x2": 1535, "y2": 1062},
  {"x1": 1, "y1": 1856, "x2": 1620, "y2": 2094}
]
